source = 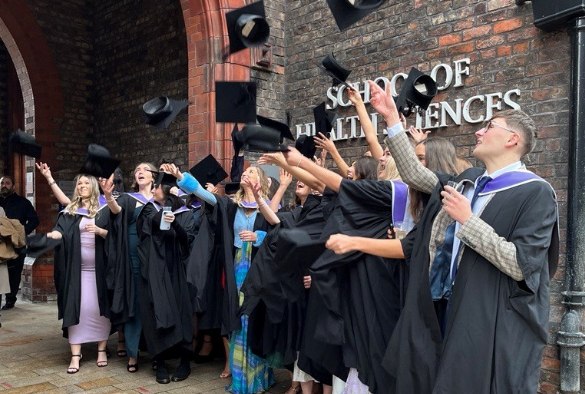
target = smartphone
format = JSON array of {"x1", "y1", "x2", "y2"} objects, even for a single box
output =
[{"x1": 160, "y1": 206, "x2": 172, "y2": 230}]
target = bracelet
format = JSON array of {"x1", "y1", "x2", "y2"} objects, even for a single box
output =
[
  {"x1": 106, "y1": 198, "x2": 115, "y2": 203},
  {"x1": 296, "y1": 157, "x2": 303, "y2": 168},
  {"x1": 258, "y1": 202, "x2": 266, "y2": 209},
  {"x1": 48, "y1": 180, "x2": 56, "y2": 186}
]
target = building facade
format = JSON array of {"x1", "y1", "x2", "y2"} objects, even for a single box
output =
[{"x1": 0, "y1": 0, "x2": 573, "y2": 391}]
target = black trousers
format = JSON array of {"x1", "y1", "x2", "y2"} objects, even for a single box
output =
[{"x1": 1, "y1": 254, "x2": 25, "y2": 305}]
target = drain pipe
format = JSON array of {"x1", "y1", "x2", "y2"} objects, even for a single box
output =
[{"x1": 558, "y1": 16, "x2": 585, "y2": 394}]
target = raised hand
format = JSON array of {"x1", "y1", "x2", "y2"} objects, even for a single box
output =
[
  {"x1": 258, "y1": 152, "x2": 287, "y2": 167},
  {"x1": 314, "y1": 132, "x2": 337, "y2": 154},
  {"x1": 367, "y1": 80, "x2": 400, "y2": 125},
  {"x1": 347, "y1": 86, "x2": 364, "y2": 106},
  {"x1": 279, "y1": 168, "x2": 293, "y2": 187},
  {"x1": 161, "y1": 163, "x2": 183, "y2": 181},
  {"x1": 99, "y1": 174, "x2": 115, "y2": 199},
  {"x1": 283, "y1": 146, "x2": 304, "y2": 167},
  {"x1": 35, "y1": 162, "x2": 52, "y2": 180},
  {"x1": 408, "y1": 126, "x2": 431, "y2": 143}
]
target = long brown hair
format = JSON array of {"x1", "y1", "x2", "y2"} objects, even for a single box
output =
[
  {"x1": 409, "y1": 137, "x2": 459, "y2": 222},
  {"x1": 234, "y1": 166, "x2": 271, "y2": 204},
  {"x1": 131, "y1": 162, "x2": 157, "y2": 192}
]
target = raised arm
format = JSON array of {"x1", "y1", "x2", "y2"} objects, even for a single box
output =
[
  {"x1": 284, "y1": 147, "x2": 343, "y2": 193},
  {"x1": 257, "y1": 152, "x2": 326, "y2": 193},
  {"x1": 244, "y1": 177, "x2": 280, "y2": 225},
  {"x1": 161, "y1": 163, "x2": 217, "y2": 206},
  {"x1": 36, "y1": 162, "x2": 71, "y2": 206},
  {"x1": 348, "y1": 88, "x2": 383, "y2": 160},
  {"x1": 100, "y1": 175, "x2": 121, "y2": 215},
  {"x1": 368, "y1": 80, "x2": 438, "y2": 194},
  {"x1": 268, "y1": 168, "x2": 292, "y2": 212}
]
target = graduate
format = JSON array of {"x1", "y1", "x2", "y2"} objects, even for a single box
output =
[
  {"x1": 327, "y1": 81, "x2": 560, "y2": 394},
  {"x1": 46, "y1": 174, "x2": 111, "y2": 374},
  {"x1": 135, "y1": 171, "x2": 195, "y2": 384}
]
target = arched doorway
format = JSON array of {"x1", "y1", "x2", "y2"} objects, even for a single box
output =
[{"x1": 180, "y1": 0, "x2": 251, "y2": 170}]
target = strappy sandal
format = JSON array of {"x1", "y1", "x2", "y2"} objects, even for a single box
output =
[
  {"x1": 67, "y1": 354, "x2": 82, "y2": 374},
  {"x1": 117, "y1": 340, "x2": 127, "y2": 357},
  {"x1": 127, "y1": 363, "x2": 139, "y2": 373},
  {"x1": 96, "y1": 350, "x2": 108, "y2": 367}
]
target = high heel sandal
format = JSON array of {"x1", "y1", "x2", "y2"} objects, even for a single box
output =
[
  {"x1": 67, "y1": 354, "x2": 82, "y2": 374},
  {"x1": 193, "y1": 339, "x2": 214, "y2": 363},
  {"x1": 117, "y1": 340, "x2": 127, "y2": 357},
  {"x1": 285, "y1": 385, "x2": 301, "y2": 394},
  {"x1": 96, "y1": 350, "x2": 108, "y2": 367}
]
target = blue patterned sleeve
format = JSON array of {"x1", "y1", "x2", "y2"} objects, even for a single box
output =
[{"x1": 176, "y1": 172, "x2": 217, "y2": 206}]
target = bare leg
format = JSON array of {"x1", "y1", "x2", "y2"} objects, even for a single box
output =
[
  {"x1": 199, "y1": 334, "x2": 213, "y2": 356},
  {"x1": 300, "y1": 381, "x2": 314, "y2": 394},
  {"x1": 68, "y1": 343, "x2": 82, "y2": 373},
  {"x1": 220, "y1": 336, "x2": 231, "y2": 378},
  {"x1": 97, "y1": 340, "x2": 108, "y2": 367},
  {"x1": 322, "y1": 384, "x2": 333, "y2": 394}
]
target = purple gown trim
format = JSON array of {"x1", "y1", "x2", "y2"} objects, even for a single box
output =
[
  {"x1": 391, "y1": 180, "x2": 408, "y2": 223},
  {"x1": 238, "y1": 199, "x2": 278, "y2": 209},
  {"x1": 127, "y1": 192, "x2": 153, "y2": 205},
  {"x1": 479, "y1": 170, "x2": 544, "y2": 196},
  {"x1": 151, "y1": 201, "x2": 191, "y2": 214}
]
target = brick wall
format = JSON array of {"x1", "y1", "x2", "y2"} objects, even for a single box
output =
[
  {"x1": 285, "y1": 0, "x2": 569, "y2": 391},
  {"x1": 93, "y1": 0, "x2": 188, "y2": 186}
]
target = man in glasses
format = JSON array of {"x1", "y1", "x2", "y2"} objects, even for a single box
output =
[{"x1": 326, "y1": 81, "x2": 559, "y2": 394}]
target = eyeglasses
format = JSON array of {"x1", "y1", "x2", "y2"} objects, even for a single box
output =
[{"x1": 481, "y1": 120, "x2": 517, "y2": 134}]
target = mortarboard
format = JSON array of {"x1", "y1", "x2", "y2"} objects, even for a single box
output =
[
  {"x1": 295, "y1": 134, "x2": 317, "y2": 159},
  {"x1": 216, "y1": 81, "x2": 257, "y2": 123},
  {"x1": 395, "y1": 67, "x2": 438, "y2": 117},
  {"x1": 237, "y1": 123, "x2": 289, "y2": 152},
  {"x1": 313, "y1": 102, "x2": 338, "y2": 135},
  {"x1": 319, "y1": 53, "x2": 352, "y2": 88},
  {"x1": 189, "y1": 154, "x2": 229, "y2": 186},
  {"x1": 151, "y1": 171, "x2": 178, "y2": 188},
  {"x1": 26, "y1": 234, "x2": 62, "y2": 258},
  {"x1": 231, "y1": 124, "x2": 243, "y2": 156},
  {"x1": 257, "y1": 115, "x2": 295, "y2": 142},
  {"x1": 223, "y1": 181, "x2": 241, "y2": 196},
  {"x1": 143, "y1": 96, "x2": 189, "y2": 129},
  {"x1": 9, "y1": 130, "x2": 42, "y2": 159},
  {"x1": 326, "y1": 0, "x2": 387, "y2": 31},
  {"x1": 274, "y1": 228, "x2": 326, "y2": 274},
  {"x1": 225, "y1": 1, "x2": 270, "y2": 55},
  {"x1": 79, "y1": 144, "x2": 121, "y2": 179}
]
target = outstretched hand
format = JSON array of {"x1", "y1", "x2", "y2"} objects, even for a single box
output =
[
  {"x1": 99, "y1": 174, "x2": 115, "y2": 199},
  {"x1": 160, "y1": 163, "x2": 183, "y2": 181},
  {"x1": 258, "y1": 152, "x2": 287, "y2": 168},
  {"x1": 325, "y1": 234, "x2": 355, "y2": 255},
  {"x1": 408, "y1": 126, "x2": 431, "y2": 143},
  {"x1": 36, "y1": 162, "x2": 52, "y2": 180},
  {"x1": 367, "y1": 80, "x2": 400, "y2": 126},
  {"x1": 279, "y1": 168, "x2": 293, "y2": 187}
]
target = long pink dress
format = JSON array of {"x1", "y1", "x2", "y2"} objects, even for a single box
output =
[{"x1": 67, "y1": 217, "x2": 111, "y2": 344}]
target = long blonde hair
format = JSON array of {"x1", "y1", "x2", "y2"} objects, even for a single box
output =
[
  {"x1": 379, "y1": 155, "x2": 401, "y2": 181},
  {"x1": 234, "y1": 166, "x2": 271, "y2": 205},
  {"x1": 65, "y1": 174, "x2": 101, "y2": 218}
]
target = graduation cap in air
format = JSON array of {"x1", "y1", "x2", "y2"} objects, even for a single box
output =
[
  {"x1": 189, "y1": 154, "x2": 229, "y2": 186},
  {"x1": 151, "y1": 171, "x2": 177, "y2": 188},
  {"x1": 231, "y1": 124, "x2": 244, "y2": 157},
  {"x1": 26, "y1": 234, "x2": 62, "y2": 259},
  {"x1": 395, "y1": 67, "x2": 438, "y2": 118},
  {"x1": 9, "y1": 130, "x2": 42, "y2": 159},
  {"x1": 319, "y1": 53, "x2": 352, "y2": 88},
  {"x1": 143, "y1": 96, "x2": 189, "y2": 129},
  {"x1": 79, "y1": 144, "x2": 121, "y2": 179},
  {"x1": 237, "y1": 116, "x2": 291, "y2": 152},
  {"x1": 216, "y1": 81, "x2": 257, "y2": 123},
  {"x1": 326, "y1": 0, "x2": 387, "y2": 31},
  {"x1": 313, "y1": 102, "x2": 338, "y2": 135},
  {"x1": 274, "y1": 228, "x2": 326, "y2": 274},
  {"x1": 225, "y1": 1, "x2": 270, "y2": 55},
  {"x1": 295, "y1": 135, "x2": 316, "y2": 159},
  {"x1": 223, "y1": 181, "x2": 241, "y2": 196}
]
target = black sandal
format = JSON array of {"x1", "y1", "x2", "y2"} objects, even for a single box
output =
[
  {"x1": 127, "y1": 363, "x2": 139, "y2": 373},
  {"x1": 67, "y1": 354, "x2": 82, "y2": 374},
  {"x1": 117, "y1": 340, "x2": 127, "y2": 357},
  {"x1": 97, "y1": 350, "x2": 108, "y2": 367}
]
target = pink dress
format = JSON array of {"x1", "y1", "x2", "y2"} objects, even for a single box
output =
[{"x1": 67, "y1": 217, "x2": 111, "y2": 344}]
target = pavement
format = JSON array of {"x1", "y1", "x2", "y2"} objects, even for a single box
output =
[{"x1": 0, "y1": 299, "x2": 292, "y2": 393}]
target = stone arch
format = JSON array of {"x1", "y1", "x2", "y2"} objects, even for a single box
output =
[
  {"x1": 181, "y1": 0, "x2": 250, "y2": 170},
  {"x1": 0, "y1": 0, "x2": 64, "y2": 232}
]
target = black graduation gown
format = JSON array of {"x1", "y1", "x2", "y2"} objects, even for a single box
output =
[
  {"x1": 53, "y1": 206, "x2": 110, "y2": 337},
  {"x1": 136, "y1": 203, "x2": 195, "y2": 358},
  {"x1": 186, "y1": 195, "x2": 269, "y2": 335},
  {"x1": 301, "y1": 180, "x2": 403, "y2": 393},
  {"x1": 106, "y1": 193, "x2": 150, "y2": 327},
  {"x1": 242, "y1": 194, "x2": 325, "y2": 367},
  {"x1": 386, "y1": 168, "x2": 559, "y2": 394}
]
